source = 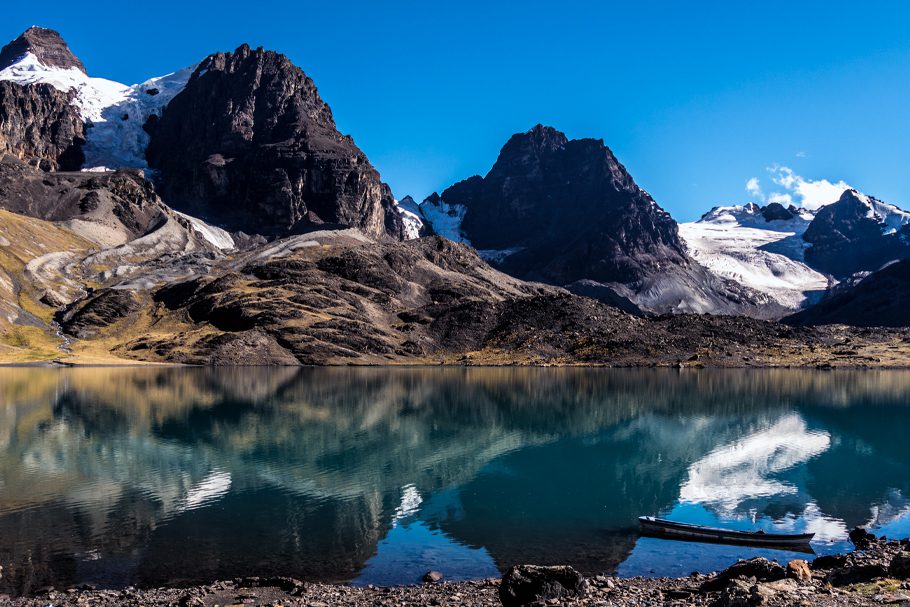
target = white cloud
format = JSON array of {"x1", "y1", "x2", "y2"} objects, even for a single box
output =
[
  {"x1": 745, "y1": 166, "x2": 852, "y2": 211},
  {"x1": 795, "y1": 151, "x2": 808, "y2": 158},
  {"x1": 745, "y1": 177, "x2": 763, "y2": 199}
]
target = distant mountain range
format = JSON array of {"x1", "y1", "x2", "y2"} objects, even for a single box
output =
[{"x1": 1, "y1": 26, "x2": 909, "y2": 366}]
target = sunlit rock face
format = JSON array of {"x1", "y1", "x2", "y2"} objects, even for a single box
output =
[{"x1": 1, "y1": 367, "x2": 910, "y2": 594}]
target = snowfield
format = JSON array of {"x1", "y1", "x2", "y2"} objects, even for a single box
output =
[
  {"x1": 0, "y1": 52, "x2": 194, "y2": 169},
  {"x1": 679, "y1": 205, "x2": 830, "y2": 310}
]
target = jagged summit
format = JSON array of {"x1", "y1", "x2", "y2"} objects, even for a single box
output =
[
  {"x1": 0, "y1": 26, "x2": 86, "y2": 73},
  {"x1": 146, "y1": 42, "x2": 404, "y2": 239}
]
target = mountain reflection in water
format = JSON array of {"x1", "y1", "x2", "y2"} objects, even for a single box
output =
[{"x1": 1, "y1": 367, "x2": 909, "y2": 595}]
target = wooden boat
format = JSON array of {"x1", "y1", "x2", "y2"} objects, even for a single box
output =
[{"x1": 639, "y1": 516, "x2": 815, "y2": 549}]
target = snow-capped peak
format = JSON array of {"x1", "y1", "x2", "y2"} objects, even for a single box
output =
[
  {"x1": 840, "y1": 189, "x2": 910, "y2": 234},
  {"x1": 0, "y1": 51, "x2": 194, "y2": 170}
]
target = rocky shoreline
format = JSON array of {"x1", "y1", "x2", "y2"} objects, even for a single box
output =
[{"x1": 3, "y1": 530, "x2": 908, "y2": 607}]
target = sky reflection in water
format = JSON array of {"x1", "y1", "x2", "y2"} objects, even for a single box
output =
[{"x1": 0, "y1": 367, "x2": 909, "y2": 595}]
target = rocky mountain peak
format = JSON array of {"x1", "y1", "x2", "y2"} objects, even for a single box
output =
[
  {"x1": 0, "y1": 26, "x2": 86, "y2": 73},
  {"x1": 146, "y1": 43, "x2": 403, "y2": 239}
]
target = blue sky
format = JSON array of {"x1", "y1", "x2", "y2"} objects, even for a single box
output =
[{"x1": 4, "y1": 1, "x2": 910, "y2": 220}]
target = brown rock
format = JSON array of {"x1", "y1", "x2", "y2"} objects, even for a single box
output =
[{"x1": 787, "y1": 559, "x2": 812, "y2": 582}]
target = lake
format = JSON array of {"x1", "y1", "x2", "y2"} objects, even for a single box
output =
[{"x1": 1, "y1": 367, "x2": 909, "y2": 596}]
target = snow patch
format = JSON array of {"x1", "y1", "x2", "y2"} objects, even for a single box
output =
[
  {"x1": 393, "y1": 196, "x2": 425, "y2": 240},
  {"x1": 419, "y1": 196, "x2": 469, "y2": 244},
  {"x1": 0, "y1": 52, "x2": 194, "y2": 170},
  {"x1": 174, "y1": 211, "x2": 235, "y2": 250}
]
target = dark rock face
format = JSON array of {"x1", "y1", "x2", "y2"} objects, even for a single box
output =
[
  {"x1": 803, "y1": 190, "x2": 910, "y2": 278},
  {"x1": 498, "y1": 565, "x2": 588, "y2": 607},
  {"x1": 0, "y1": 81, "x2": 85, "y2": 170},
  {"x1": 441, "y1": 125, "x2": 689, "y2": 286},
  {"x1": 700, "y1": 558, "x2": 786, "y2": 592},
  {"x1": 786, "y1": 259, "x2": 910, "y2": 327},
  {"x1": 0, "y1": 26, "x2": 86, "y2": 73},
  {"x1": 760, "y1": 202, "x2": 793, "y2": 222},
  {"x1": 146, "y1": 44, "x2": 403, "y2": 240}
]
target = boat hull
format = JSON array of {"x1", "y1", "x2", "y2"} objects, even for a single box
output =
[{"x1": 639, "y1": 517, "x2": 815, "y2": 550}]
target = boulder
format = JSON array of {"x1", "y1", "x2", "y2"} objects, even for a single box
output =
[
  {"x1": 891, "y1": 555, "x2": 910, "y2": 580},
  {"x1": 712, "y1": 579, "x2": 754, "y2": 607},
  {"x1": 498, "y1": 565, "x2": 588, "y2": 607},
  {"x1": 849, "y1": 527, "x2": 877, "y2": 549},
  {"x1": 826, "y1": 564, "x2": 889, "y2": 587},
  {"x1": 786, "y1": 559, "x2": 812, "y2": 582},
  {"x1": 422, "y1": 570, "x2": 444, "y2": 583},
  {"x1": 701, "y1": 558, "x2": 786, "y2": 592}
]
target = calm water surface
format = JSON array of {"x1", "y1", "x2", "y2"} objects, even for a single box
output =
[{"x1": 1, "y1": 367, "x2": 909, "y2": 595}]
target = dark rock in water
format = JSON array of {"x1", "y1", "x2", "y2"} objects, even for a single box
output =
[
  {"x1": 0, "y1": 81, "x2": 85, "y2": 170},
  {"x1": 498, "y1": 565, "x2": 588, "y2": 607},
  {"x1": 826, "y1": 564, "x2": 889, "y2": 586},
  {"x1": 146, "y1": 43, "x2": 404, "y2": 240},
  {"x1": 422, "y1": 571, "x2": 444, "y2": 583},
  {"x1": 803, "y1": 189, "x2": 910, "y2": 278},
  {"x1": 700, "y1": 558, "x2": 786, "y2": 592},
  {"x1": 849, "y1": 527, "x2": 877, "y2": 549},
  {"x1": 760, "y1": 202, "x2": 793, "y2": 222},
  {"x1": 891, "y1": 554, "x2": 910, "y2": 579},
  {"x1": 0, "y1": 26, "x2": 86, "y2": 73},
  {"x1": 811, "y1": 554, "x2": 848, "y2": 570},
  {"x1": 786, "y1": 259, "x2": 910, "y2": 327}
]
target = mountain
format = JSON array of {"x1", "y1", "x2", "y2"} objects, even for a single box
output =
[
  {"x1": 679, "y1": 202, "x2": 830, "y2": 311},
  {"x1": 417, "y1": 125, "x2": 780, "y2": 316},
  {"x1": 786, "y1": 259, "x2": 910, "y2": 327},
  {"x1": 145, "y1": 44, "x2": 405, "y2": 240},
  {"x1": 1, "y1": 26, "x2": 909, "y2": 364},
  {"x1": 802, "y1": 189, "x2": 910, "y2": 278},
  {"x1": 0, "y1": 26, "x2": 85, "y2": 73}
]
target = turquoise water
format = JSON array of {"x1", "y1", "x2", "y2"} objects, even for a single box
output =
[{"x1": 1, "y1": 367, "x2": 908, "y2": 595}]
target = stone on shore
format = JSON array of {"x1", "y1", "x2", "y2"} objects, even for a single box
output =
[
  {"x1": 891, "y1": 554, "x2": 910, "y2": 579},
  {"x1": 423, "y1": 570, "x2": 444, "y2": 583},
  {"x1": 498, "y1": 565, "x2": 588, "y2": 607},
  {"x1": 700, "y1": 557, "x2": 786, "y2": 592},
  {"x1": 787, "y1": 559, "x2": 813, "y2": 582},
  {"x1": 849, "y1": 527, "x2": 876, "y2": 549}
]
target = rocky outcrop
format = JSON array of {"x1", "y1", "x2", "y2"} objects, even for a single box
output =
[
  {"x1": 0, "y1": 81, "x2": 85, "y2": 170},
  {"x1": 499, "y1": 565, "x2": 588, "y2": 607},
  {"x1": 700, "y1": 558, "x2": 786, "y2": 592},
  {"x1": 786, "y1": 259, "x2": 910, "y2": 327},
  {"x1": 803, "y1": 189, "x2": 910, "y2": 278},
  {"x1": 441, "y1": 125, "x2": 689, "y2": 286},
  {"x1": 0, "y1": 26, "x2": 86, "y2": 73},
  {"x1": 146, "y1": 44, "x2": 404, "y2": 240},
  {"x1": 0, "y1": 156, "x2": 168, "y2": 244}
]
